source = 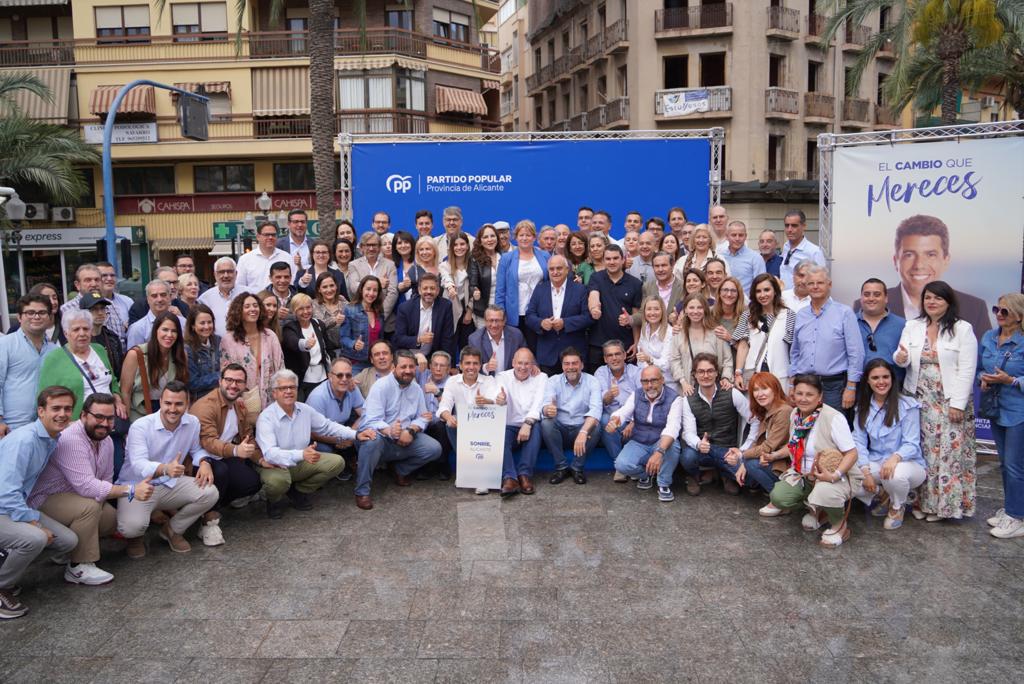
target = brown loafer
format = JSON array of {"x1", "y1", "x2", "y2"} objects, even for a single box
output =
[
  {"x1": 389, "y1": 466, "x2": 411, "y2": 487},
  {"x1": 500, "y1": 477, "x2": 520, "y2": 497},
  {"x1": 159, "y1": 523, "x2": 191, "y2": 554},
  {"x1": 125, "y1": 536, "x2": 146, "y2": 559},
  {"x1": 518, "y1": 475, "x2": 535, "y2": 495},
  {"x1": 355, "y1": 495, "x2": 374, "y2": 510}
]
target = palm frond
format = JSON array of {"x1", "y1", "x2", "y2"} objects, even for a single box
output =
[{"x1": 0, "y1": 117, "x2": 100, "y2": 205}]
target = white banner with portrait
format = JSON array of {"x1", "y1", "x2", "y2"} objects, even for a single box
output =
[{"x1": 455, "y1": 405, "x2": 506, "y2": 490}]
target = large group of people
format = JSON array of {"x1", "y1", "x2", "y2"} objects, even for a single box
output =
[{"x1": 0, "y1": 204, "x2": 1020, "y2": 621}]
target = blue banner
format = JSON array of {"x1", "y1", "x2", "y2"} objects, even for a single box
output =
[{"x1": 351, "y1": 137, "x2": 711, "y2": 237}]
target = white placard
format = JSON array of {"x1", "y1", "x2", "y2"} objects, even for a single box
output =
[
  {"x1": 83, "y1": 122, "x2": 158, "y2": 144},
  {"x1": 662, "y1": 89, "x2": 710, "y2": 117},
  {"x1": 455, "y1": 404, "x2": 506, "y2": 491}
]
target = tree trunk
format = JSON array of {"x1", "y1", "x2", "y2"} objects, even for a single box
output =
[
  {"x1": 937, "y1": 29, "x2": 967, "y2": 126},
  {"x1": 309, "y1": 0, "x2": 338, "y2": 243}
]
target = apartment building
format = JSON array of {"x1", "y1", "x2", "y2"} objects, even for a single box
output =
[
  {"x1": 494, "y1": 0, "x2": 532, "y2": 130},
  {"x1": 0, "y1": 0, "x2": 500, "y2": 299}
]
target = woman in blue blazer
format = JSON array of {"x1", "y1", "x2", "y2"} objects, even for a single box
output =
[{"x1": 495, "y1": 219, "x2": 549, "y2": 349}]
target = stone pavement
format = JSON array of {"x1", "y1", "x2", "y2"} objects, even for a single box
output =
[{"x1": 1, "y1": 458, "x2": 1022, "y2": 684}]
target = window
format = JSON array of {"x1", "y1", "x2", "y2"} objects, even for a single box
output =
[
  {"x1": 664, "y1": 55, "x2": 688, "y2": 89},
  {"x1": 205, "y1": 92, "x2": 231, "y2": 119},
  {"x1": 699, "y1": 53, "x2": 726, "y2": 87},
  {"x1": 113, "y1": 166, "x2": 175, "y2": 195},
  {"x1": 768, "y1": 134, "x2": 785, "y2": 177},
  {"x1": 578, "y1": 83, "x2": 588, "y2": 111},
  {"x1": 547, "y1": 91, "x2": 556, "y2": 123},
  {"x1": 274, "y1": 163, "x2": 314, "y2": 191},
  {"x1": 876, "y1": 73, "x2": 887, "y2": 105},
  {"x1": 769, "y1": 54, "x2": 784, "y2": 88},
  {"x1": 534, "y1": 48, "x2": 542, "y2": 73},
  {"x1": 498, "y1": 1, "x2": 515, "y2": 25},
  {"x1": 547, "y1": 38, "x2": 555, "y2": 64},
  {"x1": 339, "y1": 72, "x2": 397, "y2": 110},
  {"x1": 806, "y1": 140, "x2": 818, "y2": 178},
  {"x1": 396, "y1": 69, "x2": 425, "y2": 111},
  {"x1": 432, "y1": 8, "x2": 469, "y2": 43},
  {"x1": 617, "y1": 65, "x2": 627, "y2": 97},
  {"x1": 194, "y1": 164, "x2": 254, "y2": 193},
  {"x1": 95, "y1": 5, "x2": 150, "y2": 44},
  {"x1": 535, "y1": 103, "x2": 543, "y2": 127},
  {"x1": 73, "y1": 168, "x2": 97, "y2": 208},
  {"x1": 501, "y1": 48, "x2": 514, "y2": 72},
  {"x1": 807, "y1": 60, "x2": 821, "y2": 92},
  {"x1": 562, "y1": 90, "x2": 570, "y2": 118},
  {"x1": 386, "y1": 9, "x2": 413, "y2": 30},
  {"x1": 171, "y1": 3, "x2": 227, "y2": 41}
]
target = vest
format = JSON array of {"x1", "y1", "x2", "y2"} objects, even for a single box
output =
[
  {"x1": 743, "y1": 308, "x2": 792, "y2": 381},
  {"x1": 687, "y1": 388, "x2": 739, "y2": 447},
  {"x1": 632, "y1": 385, "x2": 679, "y2": 445}
]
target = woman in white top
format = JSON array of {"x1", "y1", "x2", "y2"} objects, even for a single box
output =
[
  {"x1": 677, "y1": 224, "x2": 730, "y2": 279},
  {"x1": 668, "y1": 293, "x2": 733, "y2": 395},
  {"x1": 733, "y1": 273, "x2": 794, "y2": 390},
  {"x1": 282, "y1": 293, "x2": 335, "y2": 399},
  {"x1": 441, "y1": 231, "x2": 475, "y2": 348},
  {"x1": 636, "y1": 296, "x2": 675, "y2": 389},
  {"x1": 894, "y1": 280, "x2": 978, "y2": 521},
  {"x1": 404, "y1": 236, "x2": 455, "y2": 299}
]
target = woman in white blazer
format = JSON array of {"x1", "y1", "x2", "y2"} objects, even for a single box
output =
[{"x1": 894, "y1": 281, "x2": 978, "y2": 521}]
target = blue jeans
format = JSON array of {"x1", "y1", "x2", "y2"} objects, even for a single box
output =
[
  {"x1": 681, "y1": 444, "x2": 740, "y2": 481},
  {"x1": 540, "y1": 418, "x2": 600, "y2": 472},
  {"x1": 614, "y1": 440, "x2": 681, "y2": 487},
  {"x1": 355, "y1": 433, "x2": 441, "y2": 496},
  {"x1": 992, "y1": 422, "x2": 1024, "y2": 519},
  {"x1": 503, "y1": 424, "x2": 542, "y2": 479},
  {"x1": 600, "y1": 415, "x2": 625, "y2": 462},
  {"x1": 742, "y1": 458, "x2": 780, "y2": 492}
]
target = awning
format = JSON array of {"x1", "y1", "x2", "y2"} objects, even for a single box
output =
[
  {"x1": 170, "y1": 81, "x2": 232, "y2": 101},
  {"x1": 252, "y1": 67, "x2": 309, "y2": 116},
  {"x1": 89, "y1": 84, "x2": 156, "y2": 116},
  {"x1": 9, "y1": 68, "x2": 71, "y2": 124},
  {"x1": 0, "y1": 1, "x2": 68, "y2": 6},
  {"x1": 152, "y1": 236, "x2": 215, "y2": 252},
  {"x1": 335, "y1": 55, "x2": 428, "y2": 72},
  {"x1": 435, "y1": 84, "x2": 487, "y2": 116},
  {"x1": 482, "y1": 80, "x2": 500, "y2": 91}
]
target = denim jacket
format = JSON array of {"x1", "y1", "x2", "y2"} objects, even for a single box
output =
[
  {"x1": 338, "y1": 304, "x2": 370, "y2": 362},
  {"x1": 186, "y1": 335, "x2": 221, "y2": 400},
  {"x1": 978, "y1": 329, "x2": 1024, "y2": 427}
]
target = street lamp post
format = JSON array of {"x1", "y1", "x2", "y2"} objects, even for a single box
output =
[{"x1": 4, "y1": 191, "x2": 26, "y2": 300}]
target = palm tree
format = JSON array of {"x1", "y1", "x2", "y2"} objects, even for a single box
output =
[
  {"x1": 0, "y1": 74, "x2": 99, "y2": 209},
  {"x1": 820, "y1": 1, "x2": 1024, "y2": 125}
]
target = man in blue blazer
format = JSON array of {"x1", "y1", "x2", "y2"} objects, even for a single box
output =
[
  {"x1": 467, "y1": 306, "x2": 526, "y2": 375},
  {"x1": 525, "y1": 255, "x2": 593, "y2": 376},
  {"x1": 276, "y1": 209, "x2": 313, "y2": 271},
  {"x1": 393, "y1": 273, "x2": 456, "y2": 363}
]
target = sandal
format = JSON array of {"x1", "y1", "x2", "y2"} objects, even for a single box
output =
[
  {"x1": 819, "y1": 523, "x2": 850, "y2": 548},
  {"x1": 883, "y1": 507, "x2": 904, "y2": 531}
]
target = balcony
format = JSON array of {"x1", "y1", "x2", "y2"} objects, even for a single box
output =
[
  {"x1": 765, "y1": 87, "x2": 799, "y2": 119},
  {"x1": 584, "y1": 31, "x2": 604, "y2": 62},
  {"x1": 656, "y1": 3, "x2": 733, "y2": 37},
  {"x1": 877, "y1": 39, "x2": 896, "y2": 60},
  {"x1": 804, "y1": 92, "x2": 835, "y2": 122},
  {"x1": 568, "y1": 111, "x2": 588, "y2": 131},
  {"x1": 842, "y1": 98, "x2": 871, "y2": 126},
  {"x1": 655, "y1": 86, "x2": 731, "y2": 120},
  {"x1": 843, "y1": 23, "x2": 871, "y2": 51},
  {"x1": 767, "y1": 7, "x2": 800, "y2": 39},
  {"x1": 805, "y1": 13, "x2": 827, "y2": 42},
  {"x1": 874, "y1": 104, "x2": 900, "y2": 128},
  {"x1": 604, "y1": 19, "x2": 629, "y2": 54},
  {"x1": 587, "y1": 104, "x2": 607, "y2": 129},
  {"x1": 553, "y1": 54, "x2": 573, "y2": 82},
  {"x1": 543, "y1": 119, "x2": 569, "y2": 132},
  {"x1": 0, "y1": 38, "x2": 75, "y2": 67},
  {"x1": 764, "y1": 169, "x2": 800, "y2": 181},
  {"x1": 527, "y1": 63, "x2": 554, "y2": 93},
  {"x1": 605, "y1": 97, "x2": 629, "y2": 128}
]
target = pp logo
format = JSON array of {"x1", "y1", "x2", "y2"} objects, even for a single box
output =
[{"x1": 385, "y1": 174, "x2": 413, "y2": 194}]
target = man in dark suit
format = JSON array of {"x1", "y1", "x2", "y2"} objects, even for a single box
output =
[
  {"x1": 277, "y1": 209, "x2": 312, "y2": 272},
  {"x1": 393, "y1": 273, "x2": 456, "y2": 364},
  {"x1": 468, "y1": 305, "x2": 526, "y2": 376},
  {"x1": 631, "y1": 252, "x2": 686, "y2": 327},
  {"x1": 526, "y1": 255, "x2": 593, "y2": 376}
]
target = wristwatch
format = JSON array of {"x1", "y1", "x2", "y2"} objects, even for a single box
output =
[{"x1": 524, "y1": 418, "x2": 536, "y2": 427}]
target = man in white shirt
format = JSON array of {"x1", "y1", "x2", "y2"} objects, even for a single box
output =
[
  {"x1": 237, "y1": 221, "x2": 293, "y2": 292},
  {"x1": 721, "y1": 220, "x2": 767, "y2": 293},
  {"x1": 256, "y1": 369, "x2": 372, "y2": 518},
  {"x1": 125, "y1": 280, "x2": 188, "y2": 350},
  {"x1": 496, "y1": 348, "x2": 547, "y2": 497},
  {"x1": 779, "y1": 209, "x2": 826, "y2": 289},
  {"x1": 371, "y1": 210, "x2": 393, "y2": 239},
  {"x1": 276, "y1": 209, "x2": 312, "y2": 271},
  {"x1": 97, "y1": 262, "x2": 134, "y2": 345},
  {"x1": 197, "y1": 257, "x2": 241, "y2": 337},
  {"x1": 116, "y1": 381, "x2": 220, "y2": 558},
  {"x1": 709, "y1": 205, "x2": 730, "y2": 251},
  {"x1": 781, "y1": 259, "x2": 814, "y2": 312}
]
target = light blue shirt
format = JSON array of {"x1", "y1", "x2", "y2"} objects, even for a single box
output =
[
  {"x1": 305, "y1": 381, "x2": 364, "y2": 428},
  {"x1": 415, "y1": 369, "x2": 449, "y2": 415},
  {"x1": 0, "y1": 421, "x2": 58, "y2": 522},
  {"x1": 852, "y1": 395, "x2": 925, "y2": 468},
  {"x1": 256, "y1": 401, "x2": 355, "y2": 467},
  {"x1": 593, "y1": 363, "x2": 641, "y2": 420},
  {"x1": 362, "y1": 373, "x2": 429, "y2": 432},
  {"x1": 790, "y1": 298, "x2": 865, "y2": 381},
  {"x1": 722, "y1": 244, "x2": 767, "y2": 293},
  {"x1": 118, "y1": 412, "x2": 211, "y2": 486},
  {"x1": 126, "y1": 310, "x2": 187, "y2": 350},
  {"x1": 0, "y1": 329, "x2": 57, "y2": 429},
  {"x1": 779, "y1": 237, "x2": 826, "y2": 289},
  {"x1": 542, "y1": 372, "x2": 603, "y2": 424}
]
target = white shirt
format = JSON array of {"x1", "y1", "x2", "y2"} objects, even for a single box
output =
[
  {"x1": 779, "y1": 237, "x2": 826, "y2": 289},
  {"x1": 801, "y1": 413, "x2": 856, "y2": 472},
  {"x1": 220, "y1": 406, "x2": 239, "y2": 444},
  {"x1": 550, "y1": 281, "x2": 566, "y2": 319},
  {"x1": 418, "y1": 303, "x2": 433, "y2": 353},
  {"x1": 437, "y1": 373, "x2": 502, "y2": 418},
  {"x1": 611, "y1": 390, "x2": 686, "y2": 442},
  {"x1": 517, "y1": 257, "x2": 543, "y2": 316},
  {"x1": 488, "y1": 332, "x2": 507, "y2": 374},
  {"x1": 72, "y1": 346, "x2": 113, "y2": 398},
  {"x1": 198, "y1": 285, "x2": 240, "y2": 337},
  {"x1": 782, "y1": 289, "x2": 811, "y2": 312},
  {"x1": 118, "y1": 412, "x2": 211, "y2": 485},
  {"x1": 288, "y1": 235, "x2": 311, "y2": 270},
  {"x1": 300, "y1": 324, "x2": 325, "y2": 384},
  {"x1": 256, "y1": 401, "x2": 355, "y2": 467},
  {"x1": 496, "y1": 369, "x2": 548, "y2": 426},
  {"x1": 236, "y1": 248, "x2": 294, "y2": 292},
  {"x1": 680, "y1": 388, "x2": 758, "y2": 450}
]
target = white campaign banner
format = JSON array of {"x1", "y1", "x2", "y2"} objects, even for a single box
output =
[{"x1": 455, "y1": 405, "x2": 506, "y2": 490}]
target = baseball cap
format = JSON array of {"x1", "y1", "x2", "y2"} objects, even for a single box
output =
[
  {"x1": 493, "y1": 221, "x2": 511, "y2": 232},
  {"x1": 80, "y1": 291, "x2": 111, "y2": 309}
]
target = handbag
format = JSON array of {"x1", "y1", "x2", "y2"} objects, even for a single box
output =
[{"x1": 979, "y1": 350, "x2": 1012, "y2": 420}]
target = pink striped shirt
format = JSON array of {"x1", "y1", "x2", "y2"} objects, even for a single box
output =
[{"x1": 28, "y1": 419, "x2": 114, "y2": 508}]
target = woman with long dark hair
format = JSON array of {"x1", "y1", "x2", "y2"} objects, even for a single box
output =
[
  {"x1": 566, "y1": 231, "x2": 593, "y2": 284},
  {"x1": 392, "y1": 230, "x2": 418, "y2": 306},
  {"x1": 337, "y1": 275, "x2": 384, "y2": 372},
  {"x1": 120, "y1": 312, "x2": 189, "y2": 420},
  {"x1": 468, "y1": 224, "x2": 501, "y2": 328},
  {"x1": 220, "y1": 292, "x2": 284, "y2": 411},
  {"x1": 732, "y1": 273, "x2": 793, "y2": 390},
  {"x1": 184, "y1": 303, "x2": 221, "y2": 401},
  {"x1": 894, "y1": 280, "x2": 977, "y2": 521},
  {"x1": 441, "y1": 231, "x2": 475, "y2": 349},
  {"x1": 332, "y1": 238, "x2": 356, "y2": 296},
  {"x1": 295, "y1": 240, "x2": 346, "y2": 299}
]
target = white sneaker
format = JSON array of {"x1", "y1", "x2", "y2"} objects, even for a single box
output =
[
  {"x1": 758, "y1": 503, "x2": 786, "y2": 517},
  {"x1": 64, "y1": 562, "x2": 114, "y2": 586},
  {"x1": 987, "y1": 508, "x2": 1009, "y2": 527},
  {"x1": 197, "y1": 518, "x2": 225, "y2": 547},
  {"x1": 801, "y1": 510, "x2": 824, "y2": 531},
  {"x1": 475, "y1": 488, "x2": 489, "y2": 495},
  {"x1": 990, "y1": 516, "x2": 1024, "y2": 539}
]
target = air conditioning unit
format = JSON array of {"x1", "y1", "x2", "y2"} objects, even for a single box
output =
[
  {"x1": 23, "y1": 203, "x2": 48, "y2": 221},
  {"x1": 981, "y1": 96, "x2": 998, "y2": 109},
  {"x1": 52, "y1": 206, "x2": 75, "y2": 222}
]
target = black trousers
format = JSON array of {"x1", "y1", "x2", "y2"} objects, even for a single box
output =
[
  {"x1": 207, "y1": 457, "x2": 262, "y2": 508},
  {"x1": 518, "y1": 316, "x2": 538, "y2": 353},
  {"x1": 424, "y1": 420, "x2": 453, "y2": 475}
]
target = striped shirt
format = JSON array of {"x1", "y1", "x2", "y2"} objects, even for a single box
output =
[
  {"x1": 731, "y1": 309, "x2": 796, "y2": 344},
  {"x1": 28, "y1": 419, "x2": 114, "y2": 508}
]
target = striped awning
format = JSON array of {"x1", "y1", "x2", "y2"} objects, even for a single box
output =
[
  {"x1": 0, "y1": 1, "x2": 68, "y2": 5},
  {"x1": 482, "y1": 80, "x2": 500, "y2": 91},
  {"x1": 170, "y1": 81, "x2": 232, "y2": 101},
  {"x1": 9, "y1": 68, "x2": 71, "y2": 124},
  {"x1": 435, "y1": 84, "x2": 487, "y2": 116},
  {"x1": 89, "y1": 84, "x2": 156, "y2": 116},
  {"x1": 252, "y1": 67, "x2": 309, "y2": 116},
  {"x1": 152, "y1": 236, "x2": 215, "y2": 252},
  {"x1": 335, "y1": 55, "x2": 427, "y2": 72}
]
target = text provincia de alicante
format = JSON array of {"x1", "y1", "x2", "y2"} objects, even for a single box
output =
[{"x1": 425, "y1": 174, "x2": 511, "y2": 193}]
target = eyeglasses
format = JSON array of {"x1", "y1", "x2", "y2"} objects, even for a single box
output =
[
  {"x1": 866, "y1": 333, "x2": 877, "y2": 353},
  {"x1": 222, "y1": 377, "x2": 246, "y2": 385},
  {"x1": 21, "y1": 310, "x2": 50, "y2": 318},
  {"x1": 639, "y1": 378, "x2": 661, "y2": 384},
  {"x1": 274, "y1": 385, "x2": 298, "y2": 392},
  {"x1": 85, "y1": 411, "x2": 115, "y2": 423},
  {"x1": 259, "y1": 232, "x2": 277, "y2": 238},
  {"x1": 993, "y1": 306, "x2": 1012, "y2": 318},
  {"x1": 332, "y1": 372, "x2": 353, "y2": 379},
  {"x1": 694, "y1": 368, "x2": 717, "y2": 376}
]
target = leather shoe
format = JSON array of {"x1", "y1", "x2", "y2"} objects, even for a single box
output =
[
  {"x1": 518, "y1": 475, "x2": 535, "y2": 495},
  {"x1": 549, "y1": 468, "x2": 569, "y2": 485},
  {"x1": 390, "y1": 465, "x2": 411, "y2": 487},
  {"x1": 355, "y1": 495, "x2": 374, "y2": 510},
  {"x1": 266, "y1": 499, "x2": 286, "y2": 519},
  {"x1": 500, "y1": 477, "x2": 520, "y2": 497},
  {"x1": 572, "y1": 470, "x2": 587, "y2": 485},
  {"x1": 287, "y1": 487, "x2": 314, "y2": 511}
]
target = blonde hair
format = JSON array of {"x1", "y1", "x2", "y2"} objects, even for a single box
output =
[
  {"x1": 289, "y1": 293, "x2": 313, "y2": 312},
  {"x1": 1001, "y1": 293, "x2": 1024, "y2": 332},
  {"x1": 641, "y1": 295, "x2": 669, "y2": 340},
  {"x1": 713, "y1": 276, "x2": 747, "y2": 322},
  {"x1": 680, "y1": 292, "x2": 715, "y2": 334},
  {"x1": 177, "y1": 272, "x2": 199, "y2": 290},
  {"x1": 414, "y1": 236, "x2": 440, "y2": 269},
  {"x1": 514, "y1": 219, "x2": 537, "y2": 242},
  {"x1": 683, "y1": 225, "x2": 717, "y2": 271}
]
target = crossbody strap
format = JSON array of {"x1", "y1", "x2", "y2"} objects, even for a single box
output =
[{"x1": 62, "y1": 345, "x2": 97, "y2": 393}]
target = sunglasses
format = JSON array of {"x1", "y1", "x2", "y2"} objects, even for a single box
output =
[
  {"x1": 866, "y1": 333, "x2": 877, "y2": 353},
  {"x1": 992, "y1": 306, "x2": 1012, "y2": 318},
  {"x1": 783, "y1": 250, "x2": 794, "y2": 266}
]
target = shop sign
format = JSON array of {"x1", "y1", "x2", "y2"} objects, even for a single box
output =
[
  {"x1": 117, "y1": 192, "x2": 328, "y2": 215},
  {"x1": 83, "y1": 123, "x2": 158, "y2": 145},
  {"x1": 5, "y1": 226, "x2": 133, "y2": 248}
]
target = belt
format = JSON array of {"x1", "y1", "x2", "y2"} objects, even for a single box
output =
[{"x1": 818, "y1": 372, "x2": 848, "y2": 383}]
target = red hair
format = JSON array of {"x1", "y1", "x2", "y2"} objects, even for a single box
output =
[{"x1": 747, "y1": 372, "x2": 790, "y2": 422}]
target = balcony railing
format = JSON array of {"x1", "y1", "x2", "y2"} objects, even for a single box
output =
[
  {"x1": 767, "y1": 6, "x2": 800, "y2": 34},
  {"x1": 543, "y1": 119, "x2": 568, "y2": 132},
  {"x1": 588, "y1": 103, "x2": 607, "y2": 128},
  {"x1": 877, "y1": 39, "x2": 895, "y2": 59},
  {"x1": 764, "y1": 169, "x2": 799, "y2": 181},
  {"x1": 874, "y1": 104, "x2": 900, "y2": 127},
  {"x1": 655, "y1": 86, "x2": 732, "y2": 116},
  {"x1": 604, "y1": 18, "x2": 628, "y2": 49},
  {"x1": 805, "y1": 92, "x2": 835, "y2": 119},
  {"x1": 0, "y1": 38, "x2": 75, "y2": 66},
  {"x1": 656, "y1": 3, "x2": 733, "y2": 32},
  {"x1": 844, "y1": 23, "x2": 871, "y2": 47},
  {"x1": 584, "y1": 31, "x2": 604, "y2": 61},
  {"x1": 568, "y1": 111, "x2": 588, "y2": 131},
  {"x1": 843, "y1": 98, "x2": 870, "y2": 122},
  {"x1": 765, "y1": 87, "x2": 799, "y2": 115},
  {"x1": 807, "y1": 13, "x2": 827, "y2": 38},
  {"x1": 606, "y1": 97, "x2": 629, "y2": 125}
]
